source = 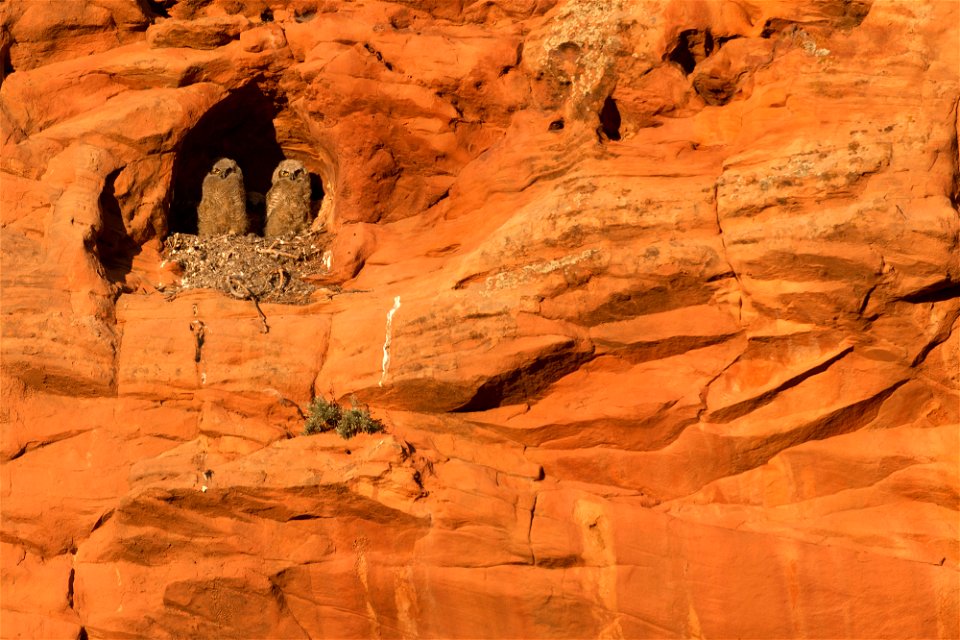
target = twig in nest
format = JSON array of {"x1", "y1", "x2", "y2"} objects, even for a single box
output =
[
  {"x1": 227, "y1": 275, "x2": 270, "y2": 334},
  {"x1": 257, "y1": 248, "x2": 299, "y2": 259},
  {"x1": 270, "y1": 267, "x2": 289, "y2": 295}
]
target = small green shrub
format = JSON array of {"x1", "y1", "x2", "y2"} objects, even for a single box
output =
[
  {"x1": 303, "y1": 395, "x2": 384, "y2": 439},
  {"x1": 303, "y1": 397, "x2": 342, "y2": 435}
]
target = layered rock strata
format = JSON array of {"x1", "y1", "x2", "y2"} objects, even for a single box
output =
[{"x1": 2, "y1": 0, "x2": 958, "y2": 637}]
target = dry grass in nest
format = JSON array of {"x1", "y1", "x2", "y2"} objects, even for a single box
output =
[{"x1": 161, "y1": 231, "x2": 333, "y2": 305}]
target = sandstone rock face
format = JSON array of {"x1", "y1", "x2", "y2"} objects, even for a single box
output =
[{"x1": 2, "y1": 1, "x2": 958, "y2": 638}]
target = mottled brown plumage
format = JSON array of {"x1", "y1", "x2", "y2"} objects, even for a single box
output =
[
  {"x1": 265, "y1": 159, "x2": 312, "y2": 237},
  {"x1": 197, "y1": 158, "x2": 249, "y2": 236}
]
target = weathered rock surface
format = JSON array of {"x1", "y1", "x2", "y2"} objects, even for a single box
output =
[{"x1": 2, "y1": 0, "x2": 957, "y2": 638}]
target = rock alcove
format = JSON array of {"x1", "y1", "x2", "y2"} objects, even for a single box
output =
[
  {"x1": 91, "y1": 81, "x2": 341, "y2": 302},
  {"x1": 168, "y1": 83, "x2": 326, "y2": 236}
]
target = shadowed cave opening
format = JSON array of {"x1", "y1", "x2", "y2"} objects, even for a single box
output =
[
  {"x1": 169, "y1": 84, "x2": 325, "y2": 235},
  {"x1": 141, "y1": 0, "x2": 172, "y2": 18},
  {"x1": 0, "y1": 39, "x2": 13, "y2": 85},
  {"x1": 666, "y1": 29, "x2": 714, "y2": 75},
  {"x1": 598, "y1": 96, "x2": 621, "y2": 141},
  {"x1": 95, "y1": 169, "x2": 140, "y2": 288}
]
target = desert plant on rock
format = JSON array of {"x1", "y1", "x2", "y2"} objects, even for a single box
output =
[
  {"x1": 303, "y1": 396, "x2": 342, "y2": 435},
  {"x1": 303, "y1": 395, "x2": 384, "y2": 439}
]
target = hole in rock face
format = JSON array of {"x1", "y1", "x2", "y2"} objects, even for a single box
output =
[
  {"x1": 598, "y1": 96, "x2": 621, "y2": 141},
  {"x1": 0, "y1": 41, "x2": 13, "y2": 84},
  {"x1": 309, "y1": 172, "x2": 325, "y2": 202},
  {"x1": 666, "y1": 29, "x2": 714, "y2": 74},
  {"x1": 693, "y1": 75, "x2": 738, "y2": 106},
  {"x1": 96, "y1": 169, "x2": 141, "y2": 287},
  {"x1": 169, "y1": 84, "x2": 286, "y2": 235},
  {"x1": 761, "y1": 1, "x2": 871, "y2": 38},
  {"x1": 260, "y1": 8, "x2": 274, "y2": 22},
  {"x1": 295, "y1": 7, "x2": 318, "y2": 23},
  {"x1": 548, "y1": 118, "x2": 565, "y2": 131},
  {"x1": 140, "y1": 0, "x2": 172, "y2": 18},
  {"x1": 760, "y1": 19, "x2": 795, "y2": 38}
]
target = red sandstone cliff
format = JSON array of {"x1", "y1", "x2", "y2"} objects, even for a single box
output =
[{"x1": 1, "y1": 0, "x2": 958, "y2": 638}]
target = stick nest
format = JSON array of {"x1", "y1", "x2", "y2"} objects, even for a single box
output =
[{"x1": 162, "y1": 232, "x2": 333, "y2": 304}]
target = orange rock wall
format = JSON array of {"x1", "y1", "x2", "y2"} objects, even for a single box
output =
[{"x1": 2, "y1": 0, "x2": 958, "y2": 638}]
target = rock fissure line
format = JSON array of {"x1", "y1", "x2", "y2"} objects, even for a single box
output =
[
  {"x1": 710, "y1": 181, "x2": 744, "y2": 324},
  {"x1": 5, "y1": 429, "x2": 92, "y2": 462},
  {"x1": 705, "y1": 345, "x2": 855, "y2": 424},
  {"x1": 724, "y1": 378, "x2": 910, "y2": 481},
  {"x1": 910, "y1": 306, "x2": 960, "y2": 367}
]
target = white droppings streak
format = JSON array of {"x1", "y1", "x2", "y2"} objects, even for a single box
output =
[
  {"x1": 379, "y1": 296, "x2": 401, "y2": 388},
  {"x1": 321, "y1": 250, "x2": 333, "y2": 271}
]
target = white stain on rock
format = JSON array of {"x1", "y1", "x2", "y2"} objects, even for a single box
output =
[{"x1": 379, "y1": 296, "x2": 401, "y2": 388}]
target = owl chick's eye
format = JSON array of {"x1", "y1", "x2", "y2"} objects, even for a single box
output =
[
  {"x1": 211, "y1": 168, "x2": 220, "y2": 175},
  {"x1": 280, "y1": 170, "x2": 289, "y2": 177}
]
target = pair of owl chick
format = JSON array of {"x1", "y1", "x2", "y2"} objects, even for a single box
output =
[{"x1": 197, "y1": 158, "x2": 312, "y2": 237}]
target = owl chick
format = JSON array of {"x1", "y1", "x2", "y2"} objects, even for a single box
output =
[
  {"x1": 265, "y1": 159, "x2": 311, "y2": 237},
  {"x1": 197, "y1": 158, "x2": 249, "y2": 236}
]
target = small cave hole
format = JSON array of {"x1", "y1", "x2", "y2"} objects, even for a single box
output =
[
  {"x1": 295, "y1": 7, "x2": 318, "y2": 23},
  {"x1": 77, "y1": 628, "x2": 89, "y2": 640},
  {"x1": 693, "y1": 75, "x2": 737, "y2": 106},
  {"x1": 557, "y1": 41, "x2": 581, "y2": 57},
  {"x1": 1, "y1": 41, "x2": 14, "y2": 84},
  {"x1": 67, "y1": 568, "x2": 75, "y2": 608},
  {"x1": 260, "y1": 8, "x2": 274, "y2": 22},
  {"x1": 169, "y1": 84, "x2": 286, "y2": 235},
  {"x1": 309, "y1": 172, "x2": 326, "y2": 202},
  {"x1": 140, "y1": 0, "x2": 172, "y2": 19},
  {"x1": 96, "y1": 169, "x2": 141, "y2": 287},
  {"x1": 598, "y1": 96, "x2": 621, "y2": 141},
  {"x1": 818, "y1": 0, "x2": 872, "y2": 29},
  {"x1": 389, "y1": 10, "x2": 412, "y2": 30},
  {"x1": 666, "y1": 29, "x2": 714, "y2": 75},
  {"x1": 308, "y1": 172, "x2": 326, "y2": 221},
  {"x1": 548, "y1": 118, "x2": 565, "y2": 131},
  {"x1": 760, "y1": 19, "x2": 794, "y2": 38},
  {"x1": 715, "y1": 35, "x2": 742, "y2": 48}
]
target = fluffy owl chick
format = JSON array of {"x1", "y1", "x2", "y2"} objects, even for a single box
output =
[
  {"x1": 197, "y1": 158, "x2": 249, "y2": 236},
  {"x1": 265, "y1": 159, "x2": 312, "y2": 237}
]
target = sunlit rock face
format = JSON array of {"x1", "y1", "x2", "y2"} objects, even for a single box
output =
[{"x1": 2, "y1": 0, "x2": 957, "y2": 638}]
